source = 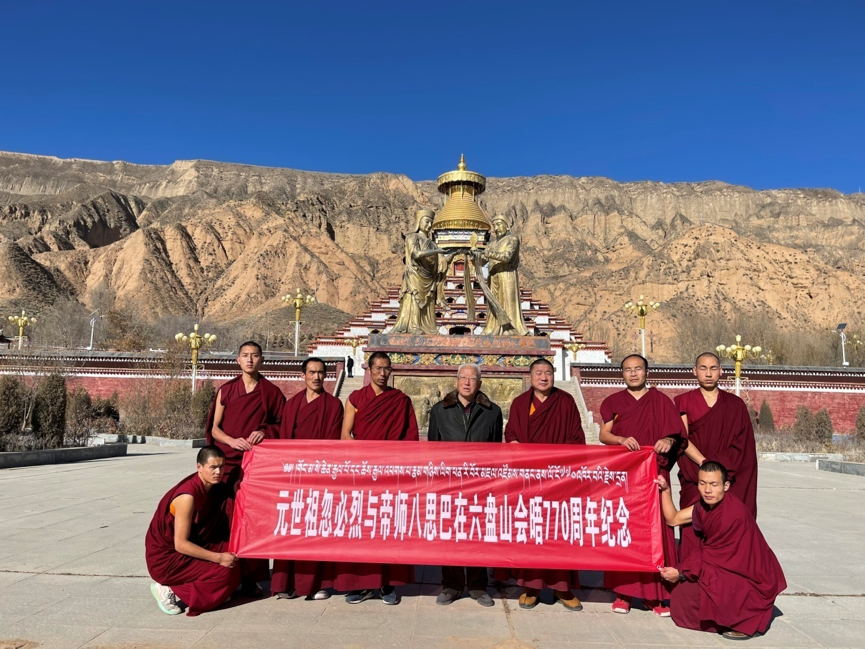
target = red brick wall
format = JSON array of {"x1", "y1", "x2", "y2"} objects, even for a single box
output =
[
  {"x1": 66, "y1": 376, "x2": 332, "y2": 400},
  {"x1": 582, "y1": 385, "x2": 864, "y2": 433}
]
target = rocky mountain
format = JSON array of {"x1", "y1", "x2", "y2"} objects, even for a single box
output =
[{"x1": 1, "y1": 150, "x2": 863, "y2": 361}]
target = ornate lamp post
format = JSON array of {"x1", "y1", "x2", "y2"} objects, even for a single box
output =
[
  {"x1": 175, "y1": 324, "x2": 216, "y2": 393},
  {"x1": 624, "y1": 295, "x2": 660, "y2": 358},
  {"x1": 716, "y1": 335, "x2": 761, "y2": 397},
  {"x1": 759, "y1": 349, "x2": 777, "y2": 366},
  {"x1": 8, "y1": 310, "x2": 36, "y2": 350},
  {"x1": 282, "y1": 289, "x2": 315, "y2": 356},
  {"x1": 563, "y1": 339, "x2": 586, "y2": 380},
  {"x1": 348, "y1": 336, "x2": 366, "y2": 364}
]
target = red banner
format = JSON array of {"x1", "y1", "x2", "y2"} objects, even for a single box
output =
[{"x1": 230, "y1": 440, "x2": 663, "y2": 572}]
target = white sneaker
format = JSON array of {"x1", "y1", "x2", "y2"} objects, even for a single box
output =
[
  {"x1": 151, "y1": 582, "x2": 182, "y2": 615},
  {"x1": 312, "y1": 589, "x2": 331, "y2": 600}
]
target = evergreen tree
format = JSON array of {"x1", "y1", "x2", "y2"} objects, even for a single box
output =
[
  {"x1": 33, "y1": 374, "x2": 68, "y2": 449},
  {"x1": 759, "y1": 400, "x2": 775, "y2": 433},
  {"x1": 814, "y1": 408, "x2": 834, "y2": 444},
  {"x1": 856, "y1": 405, "x2": 865, "y2": 444},
  {"x1": 793, "y1": 406, "x2": 816, "y2": 443},
  {"x1": 0, "y1": 375, "x2": 27, "y2": 450}
]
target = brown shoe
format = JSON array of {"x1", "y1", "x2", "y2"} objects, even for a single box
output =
[
  {"x1": 518, "y1": 588, "x2": 540, "y2": 610},
  {"x1": 555, "y1": 590, "x2": 583, "y2": 611}
]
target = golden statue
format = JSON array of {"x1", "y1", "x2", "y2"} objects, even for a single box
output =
[
  {"x1": 391, "y1": 209, "x2": 455, "y2": 335},
  {"x1": 477, "y1": 214, "x2": 528, "y2": 336}
]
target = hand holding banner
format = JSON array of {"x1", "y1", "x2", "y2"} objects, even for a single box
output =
[{"x1": 230, "y1": 440, "x2": 663, "y2": 572}]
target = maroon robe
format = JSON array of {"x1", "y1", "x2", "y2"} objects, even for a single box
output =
[
  {"x1": 499, "y1": 388, "x2": 585, "y2": 591},
  {"x1": 600, "y1": 388, "x2": 686, "y2": 602},
  {"x1": 204, "y1": 374, "x2": 284, "y2": 485},
  {"x1": 350, "y1": 384, "x2": 419, "y2": 441},
  {"x1": 145, "y1": 473, "x2": 240, "y2": 616},
  {"x1": 204, "y1": 374, "x2": 283, "y2": 585},
  {"x1": 334, "y1": 384, "x2": 418, "y2": 591},
  {"x1": 675, "y1": 388, "x2": 758, "y2": 565},
  {"x1": 271, "y1": 390, "x2": 344, "y2": 596},
  {"x1": 671, "y1": 493, "x2": 786, "y2": 636}
]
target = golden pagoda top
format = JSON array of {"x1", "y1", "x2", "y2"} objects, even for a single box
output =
[
  {"x1": 436, "y1": 154, "x2": 487, "y2": 193},
  {"x1": 432, "y1": 155, "x2": 491, "y2": 239}
]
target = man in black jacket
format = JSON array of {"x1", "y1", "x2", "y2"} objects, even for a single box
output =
[{"x1": 428, "y1": 363, "x2": 503, "y2": 607}]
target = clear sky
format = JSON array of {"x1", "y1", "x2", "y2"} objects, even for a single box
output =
[{"x1": 2, "y1": 0, "x2": 863, "y2": 192}]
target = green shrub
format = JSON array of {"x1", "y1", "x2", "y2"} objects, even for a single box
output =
[
  {"x1": 33, "y1": 374, "x2": 67, "y2": 449},
  {"x1": 856, "y1": 405, "x2": 865, "y2": 443},
  {"x1": 814, "y1": 408, "x2": 834, "y2": 444},
  {"x1": 793, "y1": 406, "x2": 816, "y2": 443},
  {"x1": 759, "y1": 400, "x2": 775, "y2": 433},
  {"x1": 0, "y1": 375, "x2": 27, "y2": 450}
]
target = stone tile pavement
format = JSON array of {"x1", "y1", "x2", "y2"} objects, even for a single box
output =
[{"x1": 0, "y1": 447, "x2": 863, "y2": 648}]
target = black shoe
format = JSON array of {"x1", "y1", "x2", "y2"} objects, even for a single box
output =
[
  {"x1": 380, "y1": 586, "x2": 399, "y2": 605},
  {"x1": 436, "y1": 588, "x2": 460, "y2": 605},
  {"x1": 470, "y1": 590, "x2": 495, "y2": 607},
  {"x1": 345, "y1": 589, "x2": 375, "y2": 604}
]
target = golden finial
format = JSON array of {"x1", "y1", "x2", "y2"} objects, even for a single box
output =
[{"x1": 457, "y1": 154, "x2": 466, "y2": 171}]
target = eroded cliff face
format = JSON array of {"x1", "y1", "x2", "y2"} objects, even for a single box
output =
[{"x1": 1, "y1": 151, "x2": 863, "y2": 360}]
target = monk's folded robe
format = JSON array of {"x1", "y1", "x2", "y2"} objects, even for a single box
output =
[
  {"x1": 145, "y1": 473, "x2": 240, "y2": 616},
  {"x1": 204, "y1": 374, "x2": 284, "y2": 485},
  {"x1": 601, "y1": 387, "x2": 686, "y2": 602},
  {"x1": 671, "y1": 493, "x2": 786, "y2": 637},
  {"x1": 498, "y1": 388, "x2": 584, "y2": 591},
  {"x1": 675, "y1": 389, "x2": 758, "y2": 563},
  {"x1": 334, "y1": 384, "x2": 418, "y2": 591},
  {"x1": 272, "y1": 389, "x2": 344, "y2": 597}
]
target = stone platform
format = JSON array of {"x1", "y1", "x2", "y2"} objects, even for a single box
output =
[
  {"x1": 365, "y1": 333, "x2": 554, "y2": 427},
  {"x1": 1, "y1": 447, "x2": 863, "y2": 648}
]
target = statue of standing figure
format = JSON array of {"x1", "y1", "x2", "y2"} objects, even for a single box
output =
[
  {"x1": 391, "y1": 209, "x2": 455, "y2": 335},
  {"x1": 478, "y1": 214, "x2": 529, "y2": 336}
]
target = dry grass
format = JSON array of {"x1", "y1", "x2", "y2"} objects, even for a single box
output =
[{"x1": 756, "y1": 431, "x2": 865, "y2": 462}]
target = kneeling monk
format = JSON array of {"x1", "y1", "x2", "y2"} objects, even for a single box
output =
[
  {"x1": 337, "y1": 351, "x2": 418, "y2": 605},
  {"x1": 145, "y1": 446, "x2": 240, "y2": 616},
  {"x1": 657, "y1": 462, "x2": 786, "y2": 640}
]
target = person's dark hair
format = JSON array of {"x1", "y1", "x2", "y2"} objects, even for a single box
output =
[
  {"x1": 529, "y1": 358, "x2": 554, "y2": 371},
  {"x1": 238, "y1": 341, "x2": 263, "y2": 355},
  {"x1": 368, "y1": 351, "x2": 391, "y2": 366},
  {"x1": 694, "y1": 351, "x2": 721, "y2": 367},
  {"x1": 620, "y1": 354, "x2": 649, "y2": 371},
  {"x1": 699, "y1": 460, "x2": 729, "y2": 483},
  {"x1": 197, "y1": 445, "x2": 225, "y2": 465},
  {"x1": 302, "y1": 357, "x2": 326, "y2": 373}
]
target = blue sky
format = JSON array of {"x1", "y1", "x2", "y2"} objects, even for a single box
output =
[{"x1": 2, "y1": 0, "x2": 863, "y2": 192}]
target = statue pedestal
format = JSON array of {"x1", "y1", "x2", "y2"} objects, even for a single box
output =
[{"x1": 364, "y1": 333, "x2": 554, "y2": 431}]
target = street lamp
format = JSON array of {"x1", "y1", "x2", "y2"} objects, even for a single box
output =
[
  {"x1": 716, "y1": 335, "x2": 762, "y2": 397},
  {"x1": 88, "y1": 309, "x2": 105, "y2": 351},
  {"x1": 624, "y1": 295, "x2": 660, "y2": 358},
  {"x1": 175, "y1": 324, "x2": 216, "y2": 393},
  {"x1": 759, "y1": 349, "x2": 777, "y2": 366},
  {"x1": 7, "y1": 310, "x2": 36, "y2": 350},
  {"x1": 836, "y1": 323, "x2": 849, "y2": 367},
  {"x1": 282, "y1": 288, "x2": 315, "y2": 356},
  {"x1": 563, "y1": 339, "x2": 586, "y2": 380}
]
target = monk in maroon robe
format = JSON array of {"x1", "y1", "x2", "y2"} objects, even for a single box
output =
[
  {"x1": 675, "y1": 352, "x2": 758, "y2": 567},
  {"x1": 205, "y1": 341, "x2": 284, "y2": 595},
  {"x1": 501, "y1": 358, "x2": 585, "y2": 612},
  {"x1": 337, "y1": 351, "x2": 418, "y2": 605},
  {"x1": 599, "y1": 354, "x2": 686, "y2": 617},
  {"x1": 145, "y1": 446, "x2": 240, "y2": 616},
  {"x1": 272, "y1": 357, "x2": 344, "y2": 601},
  {"x1": 657, "y1": 462, "x2": 786, "y2": 640}
]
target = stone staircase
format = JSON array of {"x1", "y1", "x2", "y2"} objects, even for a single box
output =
[
  {"x1": 337, "y1": 375, "x2": 366, "y2": 404},
  {"x1": 555, "y1": 377, "x2": 601, "y2": 444}
]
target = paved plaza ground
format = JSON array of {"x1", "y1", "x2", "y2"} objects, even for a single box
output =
[{"x1": 0, "y1": 447, "x2": 863, "y2": 649}]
